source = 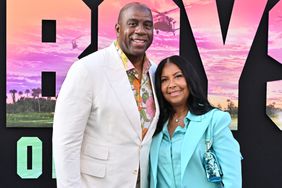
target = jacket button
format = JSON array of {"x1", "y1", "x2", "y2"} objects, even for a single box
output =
[{"x1": 133, "y1": 170, "x2": 138, "y2": 175}]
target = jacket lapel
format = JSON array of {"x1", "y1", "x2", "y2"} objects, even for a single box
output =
[
  {"x1": 180, "y1": 112, "x2": 210, "y2": 179},
  {"x1": 104, "y1": 44, "x2": 141, "y2": 141},
  {"x1": 150, "y1": 132, "x2": 163, "y2": 187},
  {"x1": 142, "y1": 65, "x2": 160, "y2": 143}
]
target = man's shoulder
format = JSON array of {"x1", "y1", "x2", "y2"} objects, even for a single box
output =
[
  {"x1": 78, "y1": 45, "x2": 113, "y2": 65},
  {"x1": 148, "y1": 59, "x2": 157, "y2": 72}
]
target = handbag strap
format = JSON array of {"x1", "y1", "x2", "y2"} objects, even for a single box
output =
[
  {"x1": 205, "y1": 109, "x2": 217, "y2": 151},
  {"x1": 205, "y1": 124, "x2": 212, "y2": 151}
]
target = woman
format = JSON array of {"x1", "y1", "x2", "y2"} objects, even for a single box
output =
[{"x1": 150, "y1": 55, "x2": 242, "y2": 188}]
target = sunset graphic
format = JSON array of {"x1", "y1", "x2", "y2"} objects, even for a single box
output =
[
  {"x1": 267, "y1": 81, "x2": 282, "y2": 130},
  {"x1": 6, "y1": 0, "x2": 281, "y2": 129}
]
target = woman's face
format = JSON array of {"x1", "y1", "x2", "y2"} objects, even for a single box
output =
[{"x1": 160, "y1": 62, "x2": 189, "y2": 109}]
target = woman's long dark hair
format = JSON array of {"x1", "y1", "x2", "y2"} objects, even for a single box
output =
[{"x1": 154, "y1": 55, "x2": 214, "y2": 135}]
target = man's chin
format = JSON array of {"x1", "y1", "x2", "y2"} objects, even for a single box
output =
[{"x1": 129, "y1": 49, "x2": 147, "y2": 57}]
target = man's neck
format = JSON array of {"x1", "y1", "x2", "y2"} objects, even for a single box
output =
[{"x1": 128, "y1": 55, "x2": 145, "y2": 79}]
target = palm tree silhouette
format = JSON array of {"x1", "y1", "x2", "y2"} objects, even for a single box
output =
[
  {"x1": 25, "y1": 89, "x2": 30, "y2": 98},
  {"x1": 18, "y1": 91, "x2": 23, "y2": 100},
  {"x1": 32, "y1": 88, "x2": 42, "y2": 112},
  {"x1": 9, "y1": 89, "x2": 17, "y2": 103}
]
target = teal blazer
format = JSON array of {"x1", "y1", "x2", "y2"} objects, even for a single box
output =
[{"x1": 150, "y1": 109, "x2": 242, "y2": 188}]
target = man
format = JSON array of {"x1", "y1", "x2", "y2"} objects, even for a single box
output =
[{"x1": 53, "y1": 2, "x2": 159, "y2": 188}]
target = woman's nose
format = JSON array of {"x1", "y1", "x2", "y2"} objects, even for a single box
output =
[{"x1": 168, "y1": 79, "x2": 176, "y2": 88}]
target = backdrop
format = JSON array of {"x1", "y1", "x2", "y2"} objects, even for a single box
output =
[{"x1": 0, "y1": 0, "x2": 282, "y2": 187}]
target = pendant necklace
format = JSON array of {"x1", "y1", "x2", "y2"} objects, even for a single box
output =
[
  {"x1": 175, "y1": 116, "x2": 184, "y2": 126},
  {"x1": 175, "y1": 118, "x2": 180, "y2": 123},
  {"x1": 174, "y1": 110, "x2": 188, "y2": 126}
]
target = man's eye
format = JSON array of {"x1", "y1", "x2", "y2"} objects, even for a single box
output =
[
  {"x1": 128, "y1": 22, "x2": 137, "y2": 26},
  {"x1": 145, "y1": 24, "x2": 153, "y2": 30}
]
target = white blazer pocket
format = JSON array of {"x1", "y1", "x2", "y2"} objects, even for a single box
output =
[
  {"x1": 80, "y1": 160, "x2": 106, "y2": 178},
  {"x1": 81, "y1": 144, "x2": 109, "y2": 178}
]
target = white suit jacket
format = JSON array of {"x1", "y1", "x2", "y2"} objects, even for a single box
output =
[{"x1": 53, "y1": 43, "x2": 160, "y2": 188}]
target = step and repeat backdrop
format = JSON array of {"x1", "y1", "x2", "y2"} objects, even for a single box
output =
[{"x1": 0, "y1": 0, "x2": 282, "y2": 187}]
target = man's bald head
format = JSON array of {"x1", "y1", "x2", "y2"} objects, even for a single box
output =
[
  {"x1": 117, "y1": 2, "x2": 152, "y2": 24},
  {"x1": 115, "y1": 2, "x2": 154, "y2": 64}
]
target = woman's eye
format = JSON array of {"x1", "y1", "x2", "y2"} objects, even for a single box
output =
[
  {"x1": 175, "y1": 74, "x2": 183, "y2": 78},
  {"x1": 161, "y1": 78, "x2": 168, "y2": 83}
]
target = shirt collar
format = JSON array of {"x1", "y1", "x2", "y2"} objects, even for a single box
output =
[
  {"x1": 162, "y1": 111, "x2": 190, "y2": 135},
  {"x1": 114, "y1": 40, "x2": 151, "y2": 74},
  {"x1": 161, "y1": 111, "x2": 205, "y2": 138},
  {"x1": 186, "y1": 111, "x2": 204, "y2": 122}
]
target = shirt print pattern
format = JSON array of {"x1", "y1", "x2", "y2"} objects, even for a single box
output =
[{"x1": 114, "y1": 41, "x2": 156, "y2": 139}]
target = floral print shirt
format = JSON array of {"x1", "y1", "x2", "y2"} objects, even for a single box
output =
[{"x1": 114, "y1": 41, "x2": 156, "y2": 140}]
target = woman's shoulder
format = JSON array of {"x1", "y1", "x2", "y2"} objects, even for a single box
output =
[
  {"x1": 205, "y1": 108, "x2": 231, "y2": 120},
  {"x1": 204, "y1": 108, "x2": 232, "y2": 130},
  {"x1": 152, "y1": 131, "x2": 163, "y2": 142}
]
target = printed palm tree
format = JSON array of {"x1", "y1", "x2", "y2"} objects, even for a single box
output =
[
  {"x1": 18, "y1": 91, "x2": 23, "y2": 100},
  {"x1": 9, "y1": 89, "x2": 17, "y2": 104},
  {"x1": 226, "y1": 99, "x2": 238, "y2": 116},
  {"x1": 266, "y1": 102, "x2": 277, "y2": 116},
  {"x1": 217, "y1": 103, "x2": 222, "y2": 110},
  {"x1": 31, "y1": 88, "x2": 41, "y2": 98},
  {"x1": 32, "y1": 88, "x2": 42, "y2": 112},
  {"x1": 25, "y1": 89, "x2": 30, "y2": 98}
]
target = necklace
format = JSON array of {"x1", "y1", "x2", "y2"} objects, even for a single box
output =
[
  {"x1": 174, "y1": 116, "x2": 185, "y2": 126},
  {"x1": 168, "y1": 110, "x2": 188, "y2": 136},
  {"x1": 173, "y1": 109, "x2": 188, "y2": 125},
  {"x1": 173, "y1": 115, "x2": 185, "y2": 126},
  {"x1": 175, "y1": 118, "x2": 181, "y2": 123}
]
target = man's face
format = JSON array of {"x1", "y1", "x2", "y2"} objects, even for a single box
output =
[{"x1": 115, "y1": 6, "x2": 153, "y2": 60}]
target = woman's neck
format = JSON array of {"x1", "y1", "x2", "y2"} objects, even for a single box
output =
[{"x1": 173, "y1": 106, "x2": 188, "y2": 117}]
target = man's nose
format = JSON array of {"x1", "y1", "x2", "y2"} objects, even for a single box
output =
[{"x1": 135, "y1": 24, "x2": 146, "y2": 34}]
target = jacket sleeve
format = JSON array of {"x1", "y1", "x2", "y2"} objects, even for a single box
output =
[
  {"x1": 212, "y1": 110, "x2": 242, "y2": 188},
  {"x1": 52, "y1": 61, "x2": 93, "y2": 188}
]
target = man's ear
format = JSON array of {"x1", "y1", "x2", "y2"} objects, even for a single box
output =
[{"x1": 115, "y1": 24, "x2": 120, "y2": 37}]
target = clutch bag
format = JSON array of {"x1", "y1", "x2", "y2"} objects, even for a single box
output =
[{"x1": 203, "y1": 140, "x2": 223, "y2": 183}]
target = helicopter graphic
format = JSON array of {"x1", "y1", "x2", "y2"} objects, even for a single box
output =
[
  {"x1": 71, "y1": 6, "x2": 191, "y2": 48},
  {"x1": 71, "y1": 35, "x2": 90, "y2": 49},
  {"x1": 152, "y1": 5, "x2": 191, "y2": 35},
  {"x1": 152, "y1": 7, "x2": 180, "y2": 35},
  {"x1": 71, "y1": 35, "x2": 84, "y2": 49},
  {"x1": 71, "y1": 39, "x2": 78, "y2": 49}
]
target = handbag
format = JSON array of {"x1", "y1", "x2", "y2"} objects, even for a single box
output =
[{"x1": 203, "y1": 122, "x2": 223, "y2": 183}]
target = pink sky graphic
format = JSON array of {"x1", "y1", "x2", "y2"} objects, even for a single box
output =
[
  {"x1": 6, "y1": 0, "x2": 281, "y2": 112},
  {"x1": 269, "y1": 0, "x2": 282, "y2": 63},
  {"x1": 267, "y1": 81, "x2": 282, "y2": 108}
]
